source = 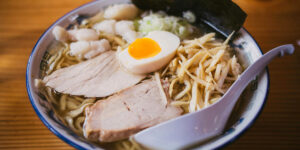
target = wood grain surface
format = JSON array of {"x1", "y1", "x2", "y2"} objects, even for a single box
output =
[{"x1": 0, "y1": 0, "x2": 299, "y2": 149}]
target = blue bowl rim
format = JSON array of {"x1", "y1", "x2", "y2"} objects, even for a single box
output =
[
  {"x1": 26, "y1": 1, "x2": 98, "y2": 150},
  {"x1": 25, "y1": 1, "x2": 270, "y2": 149},
  {"x1": 216, "y1": 30, "x2": 270, "y2": 149}
]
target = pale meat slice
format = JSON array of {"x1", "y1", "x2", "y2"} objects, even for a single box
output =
[
  {"x1": 83, "y1": 79, "x2": 182, "y2": 142},
  {"x1": 43, "y1": 51, "x2": 145, "y2": 97}
]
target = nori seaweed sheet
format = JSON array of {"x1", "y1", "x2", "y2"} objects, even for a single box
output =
[{"x1": 132, "y1": 0, "x2": 247, "y2": 38}]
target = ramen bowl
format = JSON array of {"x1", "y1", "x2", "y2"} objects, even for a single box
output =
[{"x1": 26, "y1": 0, "x2": 269, "y2": 149}]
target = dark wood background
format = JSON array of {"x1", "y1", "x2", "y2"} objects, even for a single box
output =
[{"x1": 0, "y1": 0, "x2": 299, "y2": 149}]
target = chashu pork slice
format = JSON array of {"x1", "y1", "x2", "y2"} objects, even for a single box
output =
[
  {"x1": 83, "y1": 79, "x2": 182, "y2": 142},
  {"x1": 43, "y1": 51, "x2": 145, "y2": 97}
]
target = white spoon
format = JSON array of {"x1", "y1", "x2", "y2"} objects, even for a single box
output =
[{"x1": 134, "y1": 44, "x2": 295, "y2": 150}]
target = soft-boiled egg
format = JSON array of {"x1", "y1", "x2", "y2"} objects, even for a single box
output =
[{"x1": 118, "y1": 31, "x2": 180, "y2": 74}]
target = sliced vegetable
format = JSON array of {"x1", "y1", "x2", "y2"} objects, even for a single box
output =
[{"x1": 137, "y1": 12, "x2": 192, "y2": 39}]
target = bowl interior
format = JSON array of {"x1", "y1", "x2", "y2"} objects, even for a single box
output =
[{"x1": 26, "y1": 0, "x2": 269, "y2": 149}]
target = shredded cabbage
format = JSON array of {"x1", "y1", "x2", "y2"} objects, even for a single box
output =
[{"x1": 137, "y1": 13, "x2": 193, "y2": 39}]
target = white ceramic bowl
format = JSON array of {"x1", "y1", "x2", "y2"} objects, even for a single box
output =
[{"x1": 26, "y1": 0, "x2": 270, "y2": 149}]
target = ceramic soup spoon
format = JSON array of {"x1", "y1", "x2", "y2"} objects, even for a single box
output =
[{"x1": 134, "y1": 44, "x2": 295, "y2": 150}]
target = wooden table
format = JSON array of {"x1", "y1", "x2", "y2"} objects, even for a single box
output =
[{"x1": 0, "y1": 0, "x2": 299, "y2": 149}]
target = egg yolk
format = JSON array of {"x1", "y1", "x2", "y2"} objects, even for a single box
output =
[{"x1": 128, "y1": 38, "x2": 161, "y2": 60}]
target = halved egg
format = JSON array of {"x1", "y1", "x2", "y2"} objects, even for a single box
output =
[{"x1": 118, "y1": 31, "x2": 180, "y2": 74}]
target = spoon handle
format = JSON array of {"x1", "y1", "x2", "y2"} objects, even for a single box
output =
[{"x1": 223, "y1": 44, "x2": 295, "y2": 104}]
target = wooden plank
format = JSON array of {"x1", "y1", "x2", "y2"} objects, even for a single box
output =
[{"x1": 0, "y1": 0, "x2": 299, "y2": 149}]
